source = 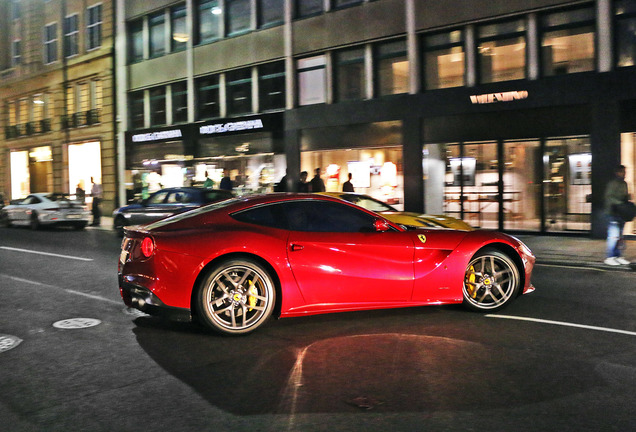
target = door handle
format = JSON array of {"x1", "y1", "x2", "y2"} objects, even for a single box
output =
[{"x1": 290, "y1": 244, "x2": 304, "y2": 252}]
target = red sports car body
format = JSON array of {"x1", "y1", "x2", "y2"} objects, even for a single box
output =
[{"x1": 118, "y1": 194, "x2": 535, "y2": 335}]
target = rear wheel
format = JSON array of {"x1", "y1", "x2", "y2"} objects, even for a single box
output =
[
  {"x1": 113, "y1": 215, "x2": 126, "y2": 235},
  {"x1": 463, "y1": 249, "x2": 520, "y2": 312},
  {"x1": 196, "y1": 259, "x2": 276, "y2": 335},
  {"x1": 0, "y1": 211, "x2": 10, "y2": 227},
  {"x1": 30, "y1": 212, "x2": 40, "y2": 230}
]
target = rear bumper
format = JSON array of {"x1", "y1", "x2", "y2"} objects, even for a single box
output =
[{"x1": 119, "y1": 276, "x2": 191, "y2": 322}]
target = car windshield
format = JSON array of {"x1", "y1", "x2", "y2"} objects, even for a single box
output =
[
  {"x1": 144, "y1": 197, "x2": 241, "y2": 230},
  {"x1": 339, "y1": 194, "x2": 396, "y2": 212},
  {"x1": 46, "y1": 193, "x2": 72, "y2": 202}
]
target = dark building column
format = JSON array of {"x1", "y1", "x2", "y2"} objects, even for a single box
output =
[
  {"x1": 590, "y1": 97, "x2": 621, "y2": 239},
  {"x1": 284, "y1": 128, "x2": 301, "y2": 192},
  {"x1": 403, "y1": 116, "x2": 424, "y2": 213}
]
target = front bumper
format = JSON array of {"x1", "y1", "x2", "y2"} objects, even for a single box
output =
[{"x1": 119, "y1": 276, "x2": 192, "y2": 322}]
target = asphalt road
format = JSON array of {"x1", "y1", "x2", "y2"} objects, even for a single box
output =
[{"x1": 0, "y1": 226, "x2": 635, "y2": 432}]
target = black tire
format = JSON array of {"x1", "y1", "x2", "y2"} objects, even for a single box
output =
[
  {"x1": 113, "y1": 215, "x2": 126, "y2": 235},
  {"x1": 196, "y1": 258, "x2": 276, "y2": 335},
  {"x1": 0, "y1": 211, "x2": 10, "y2": 227},
  {"x1": 30, "y1": 212, "x2": 40, "y2": 230},
  {"x1": 462, "y1": 249, "x2": 521, "y2": 312},
  {"x1": 74, "y1": 222, "x2": 87, "y2": 230}
]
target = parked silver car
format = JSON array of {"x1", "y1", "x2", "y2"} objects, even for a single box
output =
[{"x1": 0, "y1": 193, "x2": 91, "y2": 230}]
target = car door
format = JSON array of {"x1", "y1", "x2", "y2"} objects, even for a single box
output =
[
  {"x1": 10, "y1": 195, "x2": 39, "y2": 224},
  {"x1": 284, "y1": 200, "x2": 415, "y2": 306}
]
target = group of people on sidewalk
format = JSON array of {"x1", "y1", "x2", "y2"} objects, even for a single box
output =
[{"x1": 604, "y1": 165, "x2": 635, "y2": 266}]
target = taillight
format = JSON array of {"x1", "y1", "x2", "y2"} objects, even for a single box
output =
[{"x1": 141, "y1": 237, "x2": 155, "y2": 258}]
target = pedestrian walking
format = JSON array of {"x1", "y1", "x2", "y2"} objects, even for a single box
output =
[
  {"x1": 90, "y1": 176, "x2": 103, "y2": 226},
  {"x1": 297, "y1": 171, "x2": 310, "y2": 192},
  {"x1": 310, "y1": 168, "x2": 325, "y2": 192},
  {"x1": 603, "y1": 165, "x2": 632, "y2": 266},
  {"x1": 342, "y1": 173, "x2": 354, "y2": 192}
]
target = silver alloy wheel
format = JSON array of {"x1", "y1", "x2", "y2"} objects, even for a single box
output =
[
  {"x1": 198, "y1": 259, "x2": 276, "y2": 335},
  {"x1": 462, "y1": 250, "x2": 520, "y2": 311}
]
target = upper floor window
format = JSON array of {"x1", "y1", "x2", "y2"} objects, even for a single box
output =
[
  {"x1": 541, "y1": 6, "x2": 595, "y2": 76},
  {"x1": 129, "y1": 91, "x2": 145, "y2": 130},
  {"x1": 226, "y1": 68, "x2": 253, "y2": 115},
  {"x1": 10, "y1": 0, "x2": 21, "y2": 21},
  {"x1": 172, "y1": 81, "x2": 188, "y2": 123},
  {"x1": 258, "y1": 0, "x2": 284, "y2": 28},
  {"x1": 296, "y1": 0, "x2": 323, "y2": 18},
  {"x1": 44, "y1": 23, "x2": 58, "y2": 64},
  {"x1": 227, "y1": 0, "x2": 252, "y2": 36},
  {"x1": 616, "y1": 0, "x2": 636, "y2": 68},
  {"x1": 297, "y1": 55, "x2": 326, "y2": 105},
  {"x1": 196, "y1": 75, "x2": 221, "y2": 120},
  {"x1": 149, "y1": 87, "x2": 167, "y2": 126},
  {"x1": 87, "y1": 4, "x2": 103, "y2": 50},
  {"x1": 64, "y1": 14, "x2": 79, "y2": 57},
  {"x1": 171, "y1": 4, "x2": 188, "y2": 52},
  {"x1": 333, "y1": 0, "x2": 363, "y2": 9},
  {"x1": 12, "y1": 40, "x2": 21, "y2": 66},
  {"x1": 149, "y1": 12, "x2": 166, "y2": 57},
  {"x1": 335, "y1": 47, "x2": 366, "y2": 102},
  {"x1": 375, "y1": 39, "x2": 409, "y2": 96},
  {"x1": 129, "y1": 19, "x2": 144, "y2": 63},
  {"x1": 259, "y1": 61, "x2": 286, "y2": 111},
  {"x1": 423, "y1": 30, "x2": 464, "y2": 90},
  {"x1": 197, "y1": 0, "x2": 223, "y2": 44},
  {"x1": 477, "y1": 19, "x2": 526, "y2": 83}
]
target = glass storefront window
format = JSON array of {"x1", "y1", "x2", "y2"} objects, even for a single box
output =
[
  {"x1": 477, "y1": 19, "x2": 526, "y2": 83},
  {"x1": 301, "y1": 147, "x2": 404, "y2": 209},
  {"x1": 335, "y1": 47, "x2": 365, "y2": 102},
  {"x1": 541, "y1": 7, "x2": 595, "y2": 76},
  {"x1": 296, "y1": 0, "x2": 323, "y2": 18},
  {"x1": 423, "y1": 30, "x2": 464, "y2": 89},
  {"x1": 68, "y1": 142, "x2": 101, "y2": 201},
  {"x1": 376, "y1": 39, "x2": 409, "y2": 96},
  {"x1": 616, "y1": 0, "x2": 636, "y2": 68},
  {"x1": 503, "y1": 140, "x2": 541, "y2": 231},
  {"x1": 259, "y1": 61, "x2": 286, "y2": 111},
  {"x1": 149, "y1": 11, "x2": 166, "y2": 58},
  {"x1": 172, "y1": 81, "x2": 188, "y2": 124},
  {"x1": 149, "y1": 87, "x2": 166, "y2": 126},
  {"x1": 258, "y1": 0, "x2": 284, "y2": 28},
  {"x1": 226, "y1": 68, "x2": 253, "y2": 115},
  {"x1": 171, "y1": 4, "x2": 188, "y2": 52},
  {"x1": 196, "y1": 75, "x2": 220, "y2": 119},
  {"x1": 297, "y1": 55, "x2": 327, "y2": 105},
  {"x1": 129, "y1": 90, "x2": 145, "y2": 130},
  {"x1": 620, "y1": 132, "x2": 635, "y2": 235},
  {"x1": 198, "y1": 0, "x2": 223, "y2": 44},
  {"x1": 10, "y1": 151, "x2": 30, "y2": 199},
  {"x1": 544, "y1": 136, "x2": 591, "y2": 232},
  {"x1": 227, "y1": 0, "x2": 252, "y2": 36},
  {"x1": 128, "y1": 19, "x2": 143, "y2": 63}
]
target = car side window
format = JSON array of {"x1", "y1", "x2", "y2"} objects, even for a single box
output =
[
  {"x1": 147, "y1": 191, "x2": 169, "y2": 205},
  {"x1": 282, "y1": 201, "x2": 377, "y2": 232},
  {"x1": 204, "y1": 190, "x2": 232, "y2": 203},
  {"x1": 232, "y1": 203, "x2": 287, "y2": 230},
  {"x1": 166, "y1": 192, "x2": 184, "y2": 204}
]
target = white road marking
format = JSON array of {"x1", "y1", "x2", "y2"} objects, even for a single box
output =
[
  {"x1": 0, "y1": 246, "x2": 93, "y2": 262},
  {"x1": 1, "y1": 274, "x2": 120, "y2": 305},
  {"x1": 487, "y1": 314, "x2": 636, "y2": 337}
]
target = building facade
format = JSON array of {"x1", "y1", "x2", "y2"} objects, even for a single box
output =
[
  {"x1": 0, "y1": 0, "x2": 115, "y2": 214},
  {"x1": 115, "y1": 0, "x2": 636, "y2": 238}
]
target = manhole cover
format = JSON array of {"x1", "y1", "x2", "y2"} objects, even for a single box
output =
[
  {"x1": 0, "y1": 335, "x2": 22, "y2": 353},
  {"x1": 53, "y1": 318, "x2": 101, "y2": 329}
]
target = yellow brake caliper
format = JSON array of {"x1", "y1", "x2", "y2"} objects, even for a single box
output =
[
  {"x1": 248, "y1": 280, "x2": 258, "y2": 311},
  {"x1": 467, "y1": 265, "x2": 477, "y2": 298}
]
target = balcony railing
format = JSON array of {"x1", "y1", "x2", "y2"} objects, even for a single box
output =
[{"x1": 61, "y1": 109, "x2": 101, "y2": 129}]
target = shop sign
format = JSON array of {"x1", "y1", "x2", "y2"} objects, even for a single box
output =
[
  {"x1": 132, "y1": 129, "x2": 183, "y2": 143},
  {"x1": 470, "y1": 90, "x2": 528, "y2": 104},
  {"x1": 200, "y1": 119, "x2": 264, "y2": 135}
]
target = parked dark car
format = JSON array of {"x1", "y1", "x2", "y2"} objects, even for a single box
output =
[{"x1": 113, "y1": 187, "x2": 233, "y2": 232}]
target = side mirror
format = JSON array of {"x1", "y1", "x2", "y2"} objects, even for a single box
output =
[{"x1": 374, "y1": 219, "x2": 391, "y2": 232}]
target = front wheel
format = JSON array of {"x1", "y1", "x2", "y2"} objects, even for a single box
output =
[
  {"x1": 196, "y1": 259, "x2": 276, "y2": 335},
  {"x1": 0, "y1": 211, "x2": 11, "y2": 227},
  {"x1": 30, "y1": 212, "x2": 40, "y2": 230},
  {"x1": 463, "y1": 249, "x2": 521, "y2": 312}
]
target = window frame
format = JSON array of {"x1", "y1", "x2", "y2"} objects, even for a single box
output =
[
  {"x1": 44, "y1": 22, "x2": 59, "y2": 64},
  {"x1": 86, "y1": 3, "x2": 103, "y2": 51},
  {"x1": 64, "y1": 13, "x2": 80, "y2": 58}
]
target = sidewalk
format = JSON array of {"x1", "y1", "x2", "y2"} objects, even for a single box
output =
[{"x1": 91, "y1": 217, "x2": 634, "y2": 271}]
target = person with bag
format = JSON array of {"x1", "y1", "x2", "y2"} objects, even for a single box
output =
[{"x1": 603, "y1": 165, "x2": 633, "y2": 266}]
